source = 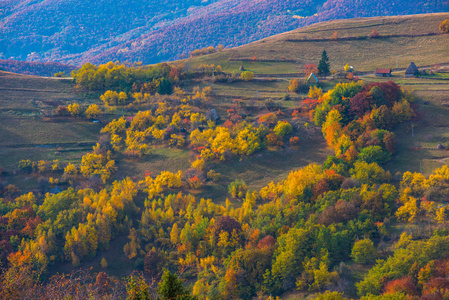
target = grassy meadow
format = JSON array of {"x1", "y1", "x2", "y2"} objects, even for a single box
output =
[
  {"x1": 188, "y1": 13, "x2": 449, "y2": 74},
  {"x1": 0, "y1": 72, "x2": 102, "y2": 172}
]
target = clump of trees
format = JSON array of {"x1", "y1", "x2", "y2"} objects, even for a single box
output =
[
  {"x1": 288, "y1": 78, "x2": 309, "y2": 93},
  {"x1": 71, "y1": 61, "x2": 180, "y2": 91},
  {"x1": 314, "y1": 80, "x2": 413, "y2": 166},
  {"x1": 189, "y1": 45, "x2": 224, "y2": 57}
]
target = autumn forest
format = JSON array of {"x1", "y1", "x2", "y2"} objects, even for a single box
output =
[{"x1": 2, "y1": 11, "x2": 449, "y2": 300}]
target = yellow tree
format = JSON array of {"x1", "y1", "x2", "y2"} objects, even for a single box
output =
[
  {"x1": 440, "y1": 19, "x2": 449, "y2": 33},
  {"x1": 308, "y1": 86, "x2": 323, "y2": 99},
  {"x1": 322, "y1": 109, "x2": 343, "y2": 151},
  {"x1": 67, "y1": 103, "x2": 81, "y2": 117},
  {"x1": 84, "y1": 104, "x2": 101, "y2": 119},
  {"x1": 101, "y1": 117, "x2": 126, "y2": 134},
  {"x1": 101, "y1": 257, "x2": 108, "y2": 268},
  {"x1": 100, "y1": 90, "x2": 120, "y2": 106},
  {"x1": 64, "y1": 163, "x2": 78, "y2": 175},
  {"x1": 170, "y1": 223, "x2": 179, "y2": 245},
  {"x1": 241, "y1": 71, "x2": 255, "y2": 81}
]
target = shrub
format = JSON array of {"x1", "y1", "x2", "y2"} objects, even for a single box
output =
[
  {"x1": 228, "y1": 179, "x2": 247, "y2": 198},
  {"x1": 315, "y1": 291, "x2": 347, "y2": 300},
  {"x1": 266, "y1": 132, "x2": 284, "y2": 147},
  {"x1": 370, "y1": 30, "x2": 380, "y2": 38},
  {"x1": 440, "y1": 19, "x2": 449, "y2": 33},
  {"x1": 351, "y1": 238, "x2": 377, "y2": 264},
  {"x1": 18, "y1": 159, "x2": 33, "y2": 173},
  {"x1": 206, "y1": 170, "x2": 222, "y2": 182},
  {"x1": 288, "y1": 78, "x2": 309, "y2": 93},
  {"x1": 290, "y1": 136, "x2": 300, "y2": 146},
  {"x1": 55, "y1": 105, "x2": 69, "y2": 116},
  {"x1": 264, "y1": 99, "x2": 281, "y2": 111},
  {"x1": 241, "y1": 71, "x2": 255, "y2": 81},
  {"x1": 273, "y1": 121, "x2": 293, "y2": 137}
]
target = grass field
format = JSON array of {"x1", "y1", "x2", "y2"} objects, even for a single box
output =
[
  {"x1": 187, "y1": 13, "x2": 449, "y2": 74},
  {"x1": 0, "y1": 71, "x2": 102, "y2": 172}
]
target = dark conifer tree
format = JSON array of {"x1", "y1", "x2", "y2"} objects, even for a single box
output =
[
  {"x1": 318, "y1": 49, "x2": 330, "y2": 77},
  {"x1": 157, "y1": 269, "x2": 196, "y2": 300}
]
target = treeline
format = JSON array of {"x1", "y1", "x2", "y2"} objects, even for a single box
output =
[
  {"x1": 71, "y1": 61, "x2": 181, "y2": 92},
  {"x1": 71, "y1": 61, "x2": 224, "y2": 93},
  {"x1": 189, "y1": 45, "x2": 224, "y2": 57}
]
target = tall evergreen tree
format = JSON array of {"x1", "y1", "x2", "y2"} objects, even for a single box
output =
[
  {"x1": 157, "y1": 78, "x2": 173, "y2": 95},
  {"x1": 157, "y1": 269, "x2": 195, "y2": 300},
  {"x1": 318, "y1": 49, "x2": 330, "y2": 77}
]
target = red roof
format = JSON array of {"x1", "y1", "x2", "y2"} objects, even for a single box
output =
[{"x1": 375, "y1": 69, "x2": 391, "y2": 74}]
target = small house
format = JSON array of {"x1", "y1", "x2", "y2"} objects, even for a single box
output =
[
  {"x1": 375, "y1": 69, "x2": 391, "y2": 77},
  {"x1": 307, "y1": 73, "x2": 319, "y2": 85},
  {"x1": 405, "y1": 62, "x2": 419, "y2": 77}
]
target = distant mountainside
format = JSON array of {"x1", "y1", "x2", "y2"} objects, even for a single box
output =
[{"x1": 0, "y1": 0, "x2": 447, "y2": 66}]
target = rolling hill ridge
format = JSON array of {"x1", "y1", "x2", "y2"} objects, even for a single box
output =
[{"x1": 0, "y1": 0, "x2": 447, "y2": 66}]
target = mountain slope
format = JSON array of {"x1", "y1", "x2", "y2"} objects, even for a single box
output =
[{"x1": 0, "y1": 0, "x2": 447, "y2": 65}]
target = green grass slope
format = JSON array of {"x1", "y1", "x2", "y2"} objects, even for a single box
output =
[{"x1": 0, "y1": 71, "x2": 101, "y2": 171}]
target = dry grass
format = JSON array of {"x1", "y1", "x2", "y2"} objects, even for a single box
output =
[
  {"x1": 187, "y1": 13, "x2": 449, "y2": 74},
  {"x1": 384, "y1": 93, "x2": 449, "y2": 176}
]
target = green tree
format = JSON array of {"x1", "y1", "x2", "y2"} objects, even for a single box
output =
[
  {"x1": 157, "y1": 78, "x2": 173, "y2": 95},
  {"x1": 318, "y1": 50, "x2": 330, "y2": 77},
  {"x1": 351, "y1": 238, "x2": 377, "y2": 264},
  {"x1": 350, "y1": 161, "x2": 390, "y2": 185},
  {"x1": 273, "y1": 121, "x2": 293, "y2": 137},
  {"x1": 315, "y1": 291, "x2": 347, "y2": 300},
  {"x1": 157, "y1": 269, "x2": 195, "y2": 300},
  {"x1": 228, "y1": 179, "x2": 248, "y2": 199},
  {"x1": 357, "y1": 146, "x2": 391, "y2": 164}
]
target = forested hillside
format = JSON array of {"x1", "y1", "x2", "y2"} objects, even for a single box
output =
[
  {"x1": 0, "y1": 0, "x2": 446, "y2": 65},
  {"x1": 0, "y1": 61, "x2": 416, "y2": 299},
  {"x1": 2, "y1": 12, "x2": 449, "y2": 300}
]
